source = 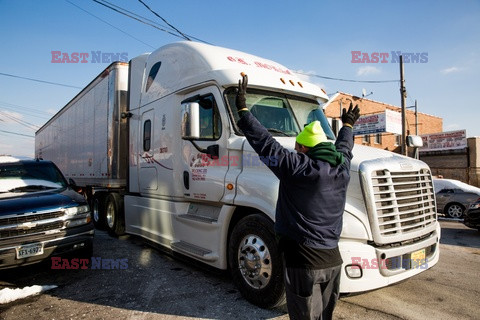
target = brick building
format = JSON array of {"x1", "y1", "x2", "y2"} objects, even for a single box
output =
[{"x1": 323, "y1": 92, "x2": 443, "y2": 154}]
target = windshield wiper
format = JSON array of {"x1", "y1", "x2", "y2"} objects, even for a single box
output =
[
  {"x1": 7, "y1": 185, "x2": 57, "y2": 193},
  {"x1": 267, "y1": 128, "x2": 291, "y2": 137}
]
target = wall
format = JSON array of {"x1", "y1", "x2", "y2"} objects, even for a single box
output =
[
  {"x1": 419, "y1": 137, "x2": 480, "y2": 187},
  {"x1": 323, "y1": 92, "x2": 442, "y2": 152}
]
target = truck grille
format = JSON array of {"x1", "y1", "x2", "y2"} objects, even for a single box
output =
[
  {"x1": 0, "y1": 210, "x2": 66, "y2": 239},
  {"x1": 366, "y1": 168, "x2": 437, "y2": 244}
]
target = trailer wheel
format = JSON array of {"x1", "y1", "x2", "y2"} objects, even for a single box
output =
[
  {"x1": 105, "y1": 193, "x2": 125, "y2": 236},
  {"x1": 228, "y1": 214, "x2": 285, "y2": 309},
  {"x1": 91, "y1": 194, "x2": 107, "y2": 230}
]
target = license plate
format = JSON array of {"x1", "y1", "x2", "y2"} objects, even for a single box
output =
[
  {"x1": 410, "y1": 248, "x2": 426, "y2": 268},
  {"x1": 16, "y1": 243, "x2": 44, "y2": 259}
]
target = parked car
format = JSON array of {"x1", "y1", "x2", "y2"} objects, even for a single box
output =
[
  {"x1": 0, "y1": 156, "x2": 94, "y2": 269},
  {"x1": 463, "y1": 199, "x2": 480, "y2": 231},
  {"x1": 433, "y1": 178, "x2": 480, "y2": 218}
]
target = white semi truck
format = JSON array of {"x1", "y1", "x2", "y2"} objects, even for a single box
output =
[{"x1": 36, "y1": 41, "x2": 440, "y2": 308}]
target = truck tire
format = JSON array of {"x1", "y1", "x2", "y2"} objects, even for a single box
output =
[
  {"x1": 105, "y1": 193, "x2": 125, "y2": 236},
  {"x1": 228, "y1": 214, "x2": 285, "y2": 309},
  {"x1": 91, "y1": 193, "x2": 107, "y2": 230}
]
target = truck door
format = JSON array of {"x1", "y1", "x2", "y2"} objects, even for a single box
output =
[
  {"x1": 181, "y1": 87, "x2": 231, "y2": 202},
  {"x1": 138, "y1": 109, "x2": 159, "y2": 192}
]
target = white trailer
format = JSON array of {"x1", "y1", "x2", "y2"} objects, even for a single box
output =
[{"x1": 36, "y1": 41, "x2": 440, "y2": 308}]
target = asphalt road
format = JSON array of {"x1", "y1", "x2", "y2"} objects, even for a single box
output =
[{"x1": 0, "y1": 220, "x2": 478, "y2": 320}]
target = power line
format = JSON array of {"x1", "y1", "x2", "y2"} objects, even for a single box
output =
[
  {"x1": 0, "y1": 130, "x2": 34, "y2": 138},
  {"x1": 91, "y1": 0, "x2": 209, "y2": 44},
  {"x1": 0, "y1": 72, "x2": 82, "y2": 89},
  {"x1": 294, "y1": 71, "x2": 399, "y2": 84},
  {"x1": 91, "y1": 0, "x2": 188, "y2": 41},
  {"x1": 0, "y1": 102, "x2": 51, "y2": 120},
  {"x1": 99, "y1": 0, "x2": 177, "y2": 35},
  {"x1": 65, "y1": 0, "x2": 156, "y2": 50},
  {"x1": 0, "y1": 111, "x2": 39, "y2": 131},
  {"x1": 137, "y1": 0, "x2": 191, "y2": 41}
]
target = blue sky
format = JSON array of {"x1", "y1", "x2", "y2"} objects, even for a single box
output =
[{"x1": 1, "y1": 0, "x2": 479, "y2": 157}]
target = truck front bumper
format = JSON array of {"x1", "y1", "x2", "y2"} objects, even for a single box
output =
[{"x1": 339, "y1": 223, "x2": 440, "y2": 293}]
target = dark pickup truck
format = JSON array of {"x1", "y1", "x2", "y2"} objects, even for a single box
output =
[{"x1": 0, "y1": 156, "x2": 94, "y2": 269}]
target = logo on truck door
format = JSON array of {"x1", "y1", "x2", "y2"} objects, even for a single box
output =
[{"x1": 140, "y1": 152, "x2": 173, "y2": 170}]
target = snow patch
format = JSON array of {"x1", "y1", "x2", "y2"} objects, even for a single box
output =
[{"x1": 0, "y1": 285, "x2": 57, "y2": 304}]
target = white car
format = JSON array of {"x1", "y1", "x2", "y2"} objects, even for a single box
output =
[{"x1": 433, "y1": 178, "x2": 480, "y2": 218}]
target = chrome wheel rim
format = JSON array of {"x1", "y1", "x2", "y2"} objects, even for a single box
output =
[
  {"x1": 237, "y1": 234, "x2": 272, "y2": 289},
  {"x1": 106, "y1": 202, "x2": 115, "y2": 228}
]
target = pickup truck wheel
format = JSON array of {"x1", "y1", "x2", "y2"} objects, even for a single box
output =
[
  {"x1": 91, "y1": 194, "x2": 107, "y2": 229},
  {"x1": 445, "y1": 203, "x2": 464, "y2": 219},
  {"x1": 105, "y1": 193, "x2": 125, "y2": 236},
  {"x1": 228, "y1": 214, "x2": 285, "y2": 309}
]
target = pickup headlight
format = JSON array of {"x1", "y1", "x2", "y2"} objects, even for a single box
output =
[
  {"x1": 65, "y1": 205, "x2": 90, "y2": 216},
  {"x1": 64, "y1": 205, "x2": 92, "y2": 228}
]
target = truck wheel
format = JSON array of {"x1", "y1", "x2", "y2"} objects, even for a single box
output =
[
  {"x1": 445, "y1": 203, "x2": 464, "y2": 219},
  {"x1": 105, "y1": 193, "x2": 125, "y2": 236},
  {"x1": 91, "y1": 194, "x2": 107, "y2": 230},
  {"x1": 228, "y1": 214, "x2": 285, "y2": 309}
]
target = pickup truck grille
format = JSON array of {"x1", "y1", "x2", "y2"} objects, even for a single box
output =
[
  {"x1": 0, "y1": 210, "x2": 65, "y2": 239},
  {"x1": 0, "y1": 211, "x2": 64, "y2": 226},
  {"x1": 362, "y1": 165, "x2": 437, "y2": 245},
  {"x1": 371, "y1": 169, "x2": 436, "y2": 236}
]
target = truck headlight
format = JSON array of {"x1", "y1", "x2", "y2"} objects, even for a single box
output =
[{"x1": 65, "y1": 205, "x2": 90, "y2": 216}]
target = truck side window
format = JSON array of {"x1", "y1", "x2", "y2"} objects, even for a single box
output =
[
  {"x1": 143, "y1": 120, "x2": 152, "y2": 151},
  {"x1": 145, "y1": 62, "x2": 162, "y2": 92},
  {"x1": 193, "y1": 94, "x2": 222, "y2": 140}
]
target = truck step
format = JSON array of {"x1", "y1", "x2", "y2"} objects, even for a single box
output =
[
  {"x1": 171, "y1": 241, "x2": 218, "y2": 262},
  {"x1": 177, "y1": 214, "x2": 217, "y2": 224}
]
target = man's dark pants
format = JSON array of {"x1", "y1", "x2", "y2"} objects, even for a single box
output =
[{"x1": 284, "y1": 265, "x2": 342, "y2": 320}]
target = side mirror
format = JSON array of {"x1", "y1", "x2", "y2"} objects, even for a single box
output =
[
  {"x1": 68, "y1": 178, "x2": 77, "y2": 187},
  {"x1": 181, "y1": 102, "x2": 200, "y2": 140},
  {"x1": 407, "y1": 135, "x2": 423, "y2": 148},
  {"x1": 68, "y1": 178, "x2": 83, "y2": 194}
]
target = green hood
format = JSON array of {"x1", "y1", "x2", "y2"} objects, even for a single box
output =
[{"x1": 306, "y1": 142, "x2": 344, "y2": 166}]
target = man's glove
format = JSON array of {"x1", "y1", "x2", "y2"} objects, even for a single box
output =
[
  {"x1": 342, "y1": 103, "x2": 360, "y2": 127},
  {"x1": 236, "y1": 74, "x2": 248, "y2": 112}
]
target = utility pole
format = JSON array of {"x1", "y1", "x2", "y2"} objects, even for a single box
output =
[
  {"x1": 400, "y1": 55, "x2": 408, "y2": 156},
  {"x1": 414, "y1": 99, "x2": 418, "y2": 135}
]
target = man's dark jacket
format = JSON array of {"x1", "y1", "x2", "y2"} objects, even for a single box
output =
[{"x1": 237, "y1": 112, "x2": 354, "y2": 250}]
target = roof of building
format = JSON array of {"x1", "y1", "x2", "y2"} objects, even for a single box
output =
[{"x1": 326, "y1": 91, "x2": 442, "y2": 119}]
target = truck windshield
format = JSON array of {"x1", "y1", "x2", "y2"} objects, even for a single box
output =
[
  {"x1": 225, "y1": 88, "x2": 335, "y2": 139},
  {"x1": 0, "y1": 162, "x2": 67, "y2": 193}
]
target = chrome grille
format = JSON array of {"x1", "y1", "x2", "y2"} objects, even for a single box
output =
[
  {"x1": 370, "y1": 168, "x2": 436, "y2": 241},
  {"x1": 0, "y1": 210, "x2": 66, "y2": 239},
  {"x1": 0, "y1": 221, "x2": 64, "y2": 238},
  {"x1": 0, "y1": 211, "x2": 64, "y2": 227}
]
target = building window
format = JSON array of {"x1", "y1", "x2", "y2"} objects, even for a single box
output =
[
  {"x1": 374, "y1": 133, "x2": 382, "y2": 144},
  {"x1": 363, "y1": 134, "x2": 370, "y2": 143},
  {"x1": 395, "y1": 134, "x2": 402, "y2": 146}
]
